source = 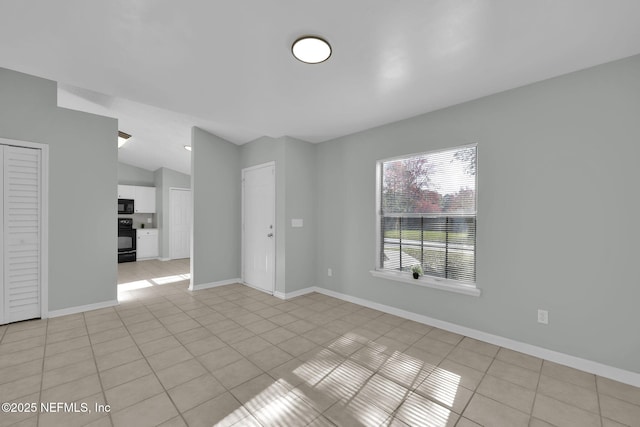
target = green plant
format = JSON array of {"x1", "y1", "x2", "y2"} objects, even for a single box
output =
[{"x1": 411, "y1": 264, "x2": 423, "y2": 276}]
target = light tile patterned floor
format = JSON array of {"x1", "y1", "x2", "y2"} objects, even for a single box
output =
[{"x1": 1, "y1": 259, "x2": 639, "y2": 426}]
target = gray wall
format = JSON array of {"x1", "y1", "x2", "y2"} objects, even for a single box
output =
[
  {"x1": 195, "y1": 133, "x2": 317, "y2": 294},
  {"x1": 283, "y1": 137, "x2": 316, "y2": 292},
  {"x1": 0, "y1": 68, "x2": 117, "y2": 311},
  {"x1": 315, "y1": 55, "x2": 640, "y2": 373},
  {"x1": 117, "y1": 162, "x2": 155, "y2": 186},
  {"x1": 240, "y1": 136, "x2": 317, "y2": 294},
  {"x1": 154, "y1": 167, "x2": 190, "y2": 259},
  {"x1": 191, "y1": 127, "x2": 240, "y2": 286}
]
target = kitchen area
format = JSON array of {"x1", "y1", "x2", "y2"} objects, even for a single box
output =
[
  {"x1": 116, "y1": 163, "x2": 192, "y2": 296},
  {"x1": 117, "y1": 184, "x2": 159, "y2": 262},
  {"x1": 116, "y1": 162, "x2": 192, "y2": 271}
]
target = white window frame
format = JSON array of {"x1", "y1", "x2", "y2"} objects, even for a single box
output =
[{"x1": 370, "y1": 144, "x2": 481, "y2": 297}]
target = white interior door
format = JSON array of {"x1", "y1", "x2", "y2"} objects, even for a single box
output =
[
  {"x1": 169, "y1": 188, "x2": 191, "y2": 259},
  {"x1": 242, "y1": 163, "x2": 275, "y2": 294},
  {"x1": 2, "y1": 145, "x2": 41, "y2": 324}
]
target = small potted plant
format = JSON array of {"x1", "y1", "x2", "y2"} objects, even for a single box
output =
[{"x1": 411, "y1": 264, "x2": 423, "y2": 279}]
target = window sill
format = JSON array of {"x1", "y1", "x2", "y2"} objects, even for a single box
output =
[{"x1": 369, "y1": 270, "x2": 481, "y2": 297}]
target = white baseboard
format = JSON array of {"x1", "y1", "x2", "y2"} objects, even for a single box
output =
[
  {"x1": 241, "y1": 281, "x2": 275, "y2": 296},
  {"x1": 312, "y1": 287, "x2": 640, "y2": 388},
  {"x1": 48, "y1": 299, "x2": 119, "y2": 318},
  {"x1": 189, "y1": 278, "x2": 242, "y2": 291},
  {"x1": 159, "y1": 258, "x2": 171, "y2": 261},
  {"x1": 274, "y1": 287, "x2": 315, "y2": 300}
]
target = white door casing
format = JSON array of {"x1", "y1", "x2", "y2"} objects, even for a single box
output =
[
  {"x1": 0, "y1": 146, "x2": 3, "y2": 323},
  {"x1": 1, "y1": 143, "x2": 45, "y2": 324},
  {"x1": 242, "y1": 162, "x2": 275, "y2": 294},
  {"x1": 169, "y1": 188, "x2": 191, "y2": 260}
]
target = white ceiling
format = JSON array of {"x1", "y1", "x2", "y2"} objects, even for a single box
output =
[{"x1": 2, "y1": 1, "x2": 640, "y2": 175}]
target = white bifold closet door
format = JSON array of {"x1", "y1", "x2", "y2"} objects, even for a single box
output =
[{"x1": 0, "y1": 145, "x2": 41, "y2": 324}]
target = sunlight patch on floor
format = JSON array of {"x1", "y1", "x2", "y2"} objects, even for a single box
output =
[
  {"x1": 293, "y1": 348, "x2": 343, "y2": 385},
  {"x1": 253, "y1": 393, "x2": 319, "y2": 426},
  {"x1": 151, "y1": 273, "x2": 191, "y2": 285},
  {"x1": 222, "y1": 331, "x2": 462, "y2": 426},
  {"x1": 379, "y1": 350, "x2": 433, "y2": 389},
  {"x1": 328, "y1": 394, "x2": 391, "y2": 425},
  {"x1": 418, "y1": 366, "x2": 463, "y2": 409},
  {"x1": 393, "y1": 392, "x2": 455, "y2": 425},
  {"x1": 357, "y1": 374, "x2": 410, "y2": 413},
  {"x1": 350, "y1": 346, "x2": 388, "y2": 369},
  {"x1": 117, "y1": 274, "x2": 191, "y2": 301},
  {"x1": 327, "y1": 335, "x2": 362, "y2": 355},
  {"x1": 117, "y1": 280, "x2": 153, "y2": 291},
  {"x1": 314, "y1": 360, "x2": 373, "y2": 401},
  {"x1": 242, "y1": 379, "x2": 291, "y2": 413}
]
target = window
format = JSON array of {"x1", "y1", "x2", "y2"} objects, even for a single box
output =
[{"x1": 376, "y1": 144, "x2": 477, "y2": 289}]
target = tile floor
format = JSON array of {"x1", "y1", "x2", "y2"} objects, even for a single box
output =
[{"x1": 0, "y1": 259, "x2": 639, "y2": 426}]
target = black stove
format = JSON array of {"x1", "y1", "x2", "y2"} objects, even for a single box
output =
[{"x1": 118, "y1": 218, "x2": 136, "y2": 263}]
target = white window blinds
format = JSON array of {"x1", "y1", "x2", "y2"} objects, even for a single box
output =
[{"x1": 378, "y1": 145, "x2": 477, "y2": 284}]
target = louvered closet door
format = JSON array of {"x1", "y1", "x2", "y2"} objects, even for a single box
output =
[{"x1": 2, "y1": 145, "x2": 41, "y2": 324}]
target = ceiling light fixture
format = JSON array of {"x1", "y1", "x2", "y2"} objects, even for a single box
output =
[
  {"x1": 118, "y1": 131, "x2": 131, "y2": 148},
  {"x1": 292, "y1": 36, "x2": 331, "y2": 64},
  {"x1": 184, "y1": 145, "x2": 192, "y2": 151}
]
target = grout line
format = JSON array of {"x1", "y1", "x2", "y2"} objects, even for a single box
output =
[
  {"x1": 111, "y1": 298, "x2": 190, "y2": 426},
  {"x1": 169, "y1": 284, "x2": 362, "y2": 420},
  {"x1": 175, "y1": 286, "x2": 459, "y2": 422},
  {"x1": 112, "y1": 282, "x2": 273, "y2": 410},
  {"x1": 536, "y1": 364, "x2": 605, "y2": 419},
  {"x1": 594, "y1": 375, "x2": 604, "y2": 427},
  {"x1": 83, "y1": 311, "x2": 115, "y2": 427},
  {"x1": 35, "y1": 317, "x2": 49, "y2": 427},
  {"x1": 530, "y1": 355, "x2": 543, "y2": 423},
  {"x1": 44, "y1": 259, "x2": 630, "y2": 426}
]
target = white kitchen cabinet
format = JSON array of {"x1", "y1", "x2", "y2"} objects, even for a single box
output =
[
  {"x1": 117, "y1": 184, "x2": 156, "y2": 213},
  {"x1": 134, "y1": 186, "x2": 156, "y2": 213},
  {"x1": 137, "y1": 229, "x2": 159, "y2": 259},
  {"x1": 117, "y1": 185, "x2": 136, "y2": 199}
]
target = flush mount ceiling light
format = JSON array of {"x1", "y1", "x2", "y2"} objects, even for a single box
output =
[
  {"x1": 292, "y1": 36, "x2": 331, "y2": 64},
  {"x1": 184, "y1": 145, "x2": 192, "y2": 151},
  {"x1": 118, "y1": 131, "x2": 131, "y2": 148}
]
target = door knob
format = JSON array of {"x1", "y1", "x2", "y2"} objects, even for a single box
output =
[{"x1": 267, "y1": 233, "x2": 274, "y2": 237}]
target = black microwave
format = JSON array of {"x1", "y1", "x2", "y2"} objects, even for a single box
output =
[{"x1": 118, "y1": 199, "x2": 134, "y2": 214}]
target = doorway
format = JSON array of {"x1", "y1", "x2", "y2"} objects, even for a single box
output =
[
  {"x1": 242, "y1": 162, "x2": 275, "y2": 294},
  {"x1": 169, "y1": 188, "x2": 191, "y2": 260},
  {"x1": 0, "y1": 139, "x2": 48, "y2": 325}
]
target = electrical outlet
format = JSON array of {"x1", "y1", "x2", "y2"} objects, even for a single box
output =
[
  {"x1": 537, "y1": 309, "x2": 549, "y2": 325},
  {"x1": 328, "y1": 268, "x2": 332, "y2": 277}
]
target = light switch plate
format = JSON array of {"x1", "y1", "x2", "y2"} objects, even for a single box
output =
[{"x1": 291, "y1": 219, "x2": 303, "y2": 228}]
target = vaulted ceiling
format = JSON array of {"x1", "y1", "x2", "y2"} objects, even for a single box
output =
[{"x1": 2, "y1": 1, "x2": 640, "y2": 175}]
